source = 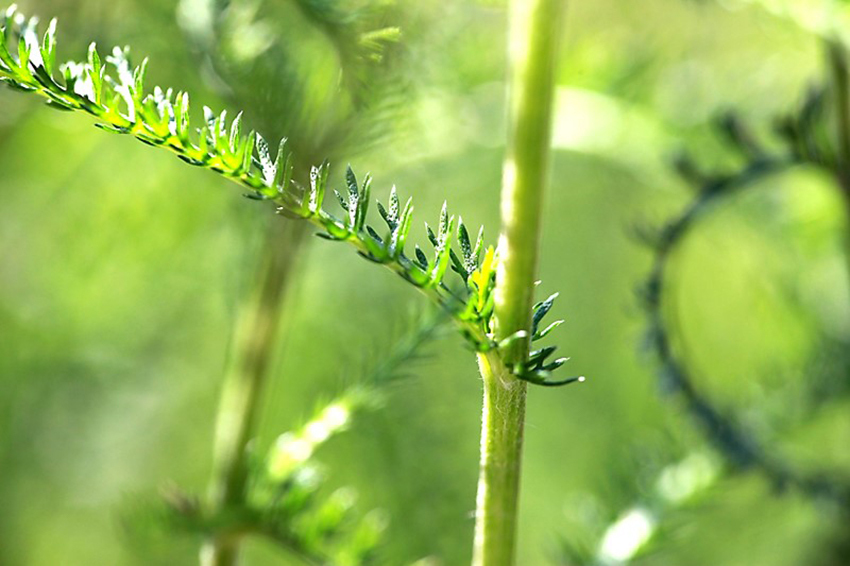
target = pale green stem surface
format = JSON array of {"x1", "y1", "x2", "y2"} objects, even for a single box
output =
[
  {"x1": 472, "y1": 1, "x2": 565, "y2": 565},
  {"x1": 202, "y1": 219, "x2": 307, "y2": 566}
]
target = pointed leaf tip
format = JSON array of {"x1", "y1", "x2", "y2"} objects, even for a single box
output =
[
  {"x1": 229, "y1": 111, "x2": 243, "y2": 152},
  {"x1": 345, "y1": 164, "x2": 358, "y2": 196},
  {"x1": 439, "y1": 201, "x2": 448, "y2": 236}
]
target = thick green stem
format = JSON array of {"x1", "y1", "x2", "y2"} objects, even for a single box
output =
[
  {"x1": 473, "y1": 351, "x2": 528, "y2": 566},
  {"x1": 472, "y1": 1, "x2": 565, "y2": 565},
  {"x1": 202, "y1": 219, "x2": 307, "y2": 566}
]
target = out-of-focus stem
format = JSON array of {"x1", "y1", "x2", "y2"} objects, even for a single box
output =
[
  {"x1": 201, "y1": 218, "x2": 307, "y2": 566},
  {"x1": 829, "y1": 40, "x2": 850, "y2": 194},
  {"x1": 472, "y1": 1, "x2": 565, "y2": 565},
  {"x1": 827, "y1": 40, "x2": 850, "y2": 296}
]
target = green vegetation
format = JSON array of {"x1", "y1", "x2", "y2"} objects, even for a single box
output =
[
  {"x1": 0, "y1": 4, "x2": 573, "y2": 386},
  {"x1": 2, "y1": 1, "x2": 850, "y2": 566},
  {"x1": 1, "y1": 2, "x2": 573, "y2": 564}
]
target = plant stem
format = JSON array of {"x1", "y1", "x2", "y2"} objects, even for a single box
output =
[
  {"x1": 472, "y1": 1, "x2": 565, "y2": 565},
  {"x1": 202, "y1": 218, "x2": 307, "y2": 566},
  {"x1": 829, "y1": 40, "x2": 850, "y2": 194},
  {"x1": 826, "y1": 40, "x2": 850, "y2": 295},
  {"x1": 473, "y1": 350, "x2": 528, "y2": 566}
]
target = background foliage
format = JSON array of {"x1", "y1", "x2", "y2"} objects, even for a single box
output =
[{"x1": 1, "y1": 0, "x2": 848, "y2": 565}]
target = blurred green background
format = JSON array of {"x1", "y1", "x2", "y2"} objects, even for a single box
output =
[{"x1": 1, "y1": 0, "x2": 850, "y2": 564}]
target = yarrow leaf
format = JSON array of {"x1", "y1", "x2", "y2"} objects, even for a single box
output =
[{"x1": 0, "y1": 5, "x2": 576, "y2": 387}]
